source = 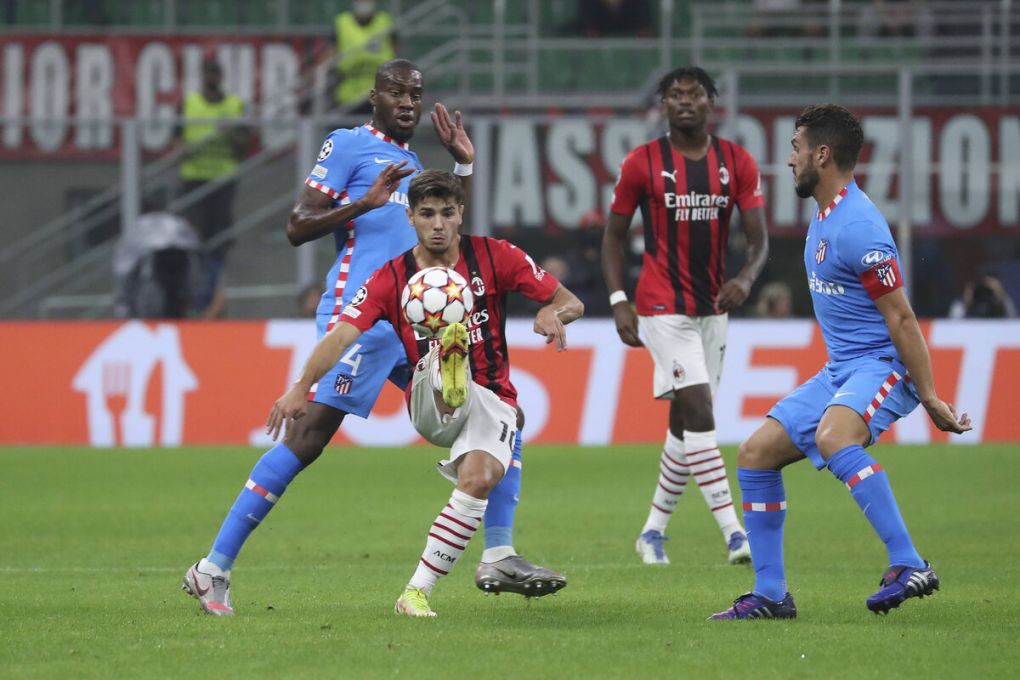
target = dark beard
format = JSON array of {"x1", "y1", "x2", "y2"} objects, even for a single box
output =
[{"x1": 794, "y1": 166, "x2": 819, "y2": 198}]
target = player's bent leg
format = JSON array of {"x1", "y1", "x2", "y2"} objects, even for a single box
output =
[
  {"x1": 400, "y1": 451, "x2": 501, "y2": 617},
  {"x1": 713, "y1": 418, "x2": 805, "y2": 620},
  {"x1": 182, "y1": 404, "x2": 342, "y2": 616},
  {"x1": 675, "y1": 384, "x2": 748, "y2": 563},
  {"x1": 636, "y1": 426, "x2": 688, "y2": 565},
  {"x1": 819, "y1": 406, "x2": 930, "y2": 611}
]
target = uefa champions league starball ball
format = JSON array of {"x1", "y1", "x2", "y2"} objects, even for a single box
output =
[{"x1": 401, "y1": 267, "x2": 474, "y2": 337}]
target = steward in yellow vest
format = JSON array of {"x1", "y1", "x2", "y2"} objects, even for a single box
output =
[
  {"x1": 334, "y1": 0, "x2": 396, "y2": 109},
  {"x1": 177, "y1": 59, "x2": 248, "y2": 318}
]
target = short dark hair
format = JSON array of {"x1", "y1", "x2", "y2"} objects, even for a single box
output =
[
  {"x1": 656, "y1": 66, "x2": 718, "y2": 100},
  {"x1": 794, "y1": 104, "x2": 864, "y2": 172},
  {"x1": 408, "y1": 169, "x2": 464, "y2": 208},
  {"x1": 376, "y1": 58, "x2": 421, "y2": 85}
]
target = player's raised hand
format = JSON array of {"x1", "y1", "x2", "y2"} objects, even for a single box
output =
[
  {"x1": 717, "y1": 276, "x2": 752, "y2": 312},
  {"x1": 611, "y1": 301, "x2": 643, "y2": 347},
  {"x1": 361, "y1": 160, "x2": 415, "y2": 210},
  {"x1": 923, "y1": 398, "x2": 972, "y2": 434},
  {"x1": 431, "y1": 103, "x2": 474, "y2": 164},
  {"x1": 266, "y1": 385, "x2": 309, "y2": 441}
]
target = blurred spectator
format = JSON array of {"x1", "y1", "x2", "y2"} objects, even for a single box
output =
[
  {"x1": 948, "y1": 273, "x2": 1018, "y2": 319},
  {"x1": 755, "y1": 281, "x2": 794, "y2": 319},
  {"x1": 332, "y1": 0, "x2": 397, "y2": 113},
  {"x1": 578, "y1": 0, "x2": 653, "y2": 37},
  {"x1": 297, "y1": 282, "x2": 326, "y2": 319},
  {"x1": 859, "y1": 0, "x2": 933, "y2": 39},
  {"x1": 113, "y1": 200, "x2": 205, "y2": 320},
  {"x1": 178, "y1": 58, "x2": 248, "y2": 319}
]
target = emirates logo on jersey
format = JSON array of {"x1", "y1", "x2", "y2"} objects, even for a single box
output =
[
  {"x1": 664, "y1": 191, "x2": 729, "y2": 222},
  {"x1": 815, "y1": 239, "x2": 829, "y2": 264}
]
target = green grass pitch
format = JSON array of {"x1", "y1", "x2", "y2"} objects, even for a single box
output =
[{"x1": 1, "y1": 443, "x2": 1018, "y2": 678}]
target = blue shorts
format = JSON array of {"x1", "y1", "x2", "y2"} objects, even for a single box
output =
[
  {"x1": 768, "y1": 356, "x2": 920, "y2": 470},
  {"x1": 312, "y1": 316, "x2": 410, "y2": 419}
]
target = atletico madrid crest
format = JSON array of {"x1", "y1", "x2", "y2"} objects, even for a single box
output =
[
  {"x1": 875, "y1": 262, "x2": 897, "y2": 287},
  {"x1": 815, "y1": 239, "x2": 829, "y2": 264}
]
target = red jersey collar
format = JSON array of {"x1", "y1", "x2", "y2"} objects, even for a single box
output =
[
  {"x1": 817, "y1": 185, "x2": 850, "y2": 221},
  {"x1": 364, "y1": 123, "x2": 410, "y2": 150}
]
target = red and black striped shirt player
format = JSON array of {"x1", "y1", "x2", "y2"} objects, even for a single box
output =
[
  {"x1": 339, "y1": 234, "x2": 560, "y2": 410},
  {"x1": 610, "y1": 128, "x2": 765, "y2": 316},
  {"x1": 601, "y1": 67, "x2": 769, "y2": 569}
]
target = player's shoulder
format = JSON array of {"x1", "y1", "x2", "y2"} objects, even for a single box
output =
[
  {"x1": 619, "y1": 139, "x2": 656, "y2": 174},
  {"x1": 716, "y1": 136, "x2": 756, "y2": 162}
]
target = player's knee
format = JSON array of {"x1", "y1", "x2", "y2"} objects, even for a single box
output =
[
  {"x1": 814, "y1": 425, "x2": 843, "y2": 461},
  {"x1": 736, "y1": 438, "x2": 760, "y2": 468},
  {"x1": 456, "y1": 464, "x2": 503, "y2": 498}
]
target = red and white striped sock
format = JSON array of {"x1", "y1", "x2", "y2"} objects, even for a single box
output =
[
  {"x1": 684, "y1": 430, "x2": 742, "y2": 539},
  {"x1": 408, "y1": 489, "x2": 487, "y2": 594},
  {"x1": 642, "y1": 431, "x2": 689, "y2": 534}
]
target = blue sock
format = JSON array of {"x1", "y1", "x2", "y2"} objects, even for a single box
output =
[
  {"x1": 827, "y1": 445, "x2": 924, "y2": 568},
  {"x1": 738, "y1": 468, "x2": 788, "y2": 602},
  {"x1": 484, "y1": 430, "x2": 523, "y2": 549},
  {"x1": 206, "y1": 443, "x2": 304, "y2": 571}
]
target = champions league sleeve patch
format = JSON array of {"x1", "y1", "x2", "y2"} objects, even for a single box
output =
[
  {"x1": 860, "y1": 258, "x2": 903, "y2": 300},
  {"x1": 317, "y1": 138, "x2": 334, "y2": 162}
]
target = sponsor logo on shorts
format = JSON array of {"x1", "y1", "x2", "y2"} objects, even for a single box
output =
[{"x1": 335, "y1": 375, "x2": 353, "y2": 394}]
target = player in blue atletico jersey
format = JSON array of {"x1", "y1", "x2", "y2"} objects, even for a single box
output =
[
  {"x1": 710, "y1": 104, "x2": 971, "y2": 620},
  {"x1": 182, "y1": 59, "x2": 562, "y2": 616}
]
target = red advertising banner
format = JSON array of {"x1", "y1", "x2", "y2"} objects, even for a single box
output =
[
  {"x1": 0, "y1": 319, "x2": 1016, "y2": 447},
  {"x1": 0, "y1": 34, "x2": 328, "y2": 158}
]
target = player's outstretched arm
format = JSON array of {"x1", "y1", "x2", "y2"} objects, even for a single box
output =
[
  {"x1": 717, "y1": 206, "x2": 769, "y2": 312},
  {"x1": 286, "y1": 161, "x2": 415, "y2": 246},
  {"x1": 534, "y1": 284, "x2": 584, "y2": 351},
  {"x1": 266, "y1": 322, "x2": 364, "y2": 440},
  {"x1": 874, "y1": 288, "x2": 972, "y2": 434},
  {"x1": 431, "y1": 103, "x2": 474, "y2": 210},
  {"x1": 602, "y1": 211, "x2": 642, "y2": 347}
]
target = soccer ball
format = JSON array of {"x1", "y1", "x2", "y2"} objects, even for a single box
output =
[{"x1": 401, "y1": 267, "x2": 474, "y2": 337}]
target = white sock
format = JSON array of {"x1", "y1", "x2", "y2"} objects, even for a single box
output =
[
  {"x1": 197, "y1": 557, "x2": 226, "y2": 576},
  {"x1": 408, "y1": 489, "x2": 487, "y2": 594},
  {"x1": 481, "y1": 546, "x2": 517, "y2": 563},
  {"x1": 684, "y1": 429, "x2": 742, "y2": 540},
  {"x1": 642, "y1": 430, "x2": 689, "y2": 534}
]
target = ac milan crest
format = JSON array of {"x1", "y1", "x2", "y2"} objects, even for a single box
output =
[{"x1": 815, "y1": 239, "x2": 829, "y2": 264}]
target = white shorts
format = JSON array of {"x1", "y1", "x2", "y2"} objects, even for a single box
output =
[
  {"x1": 409, "y1": 346, "x2": 517, "y2": 483},
  {"x1": 639, "y1": 313, "x2": 728, "y2": 399}
]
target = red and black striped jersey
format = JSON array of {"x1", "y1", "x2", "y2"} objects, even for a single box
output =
[
  {"x1": 339, "y1": 235, "x2": 560, "y2": 409},
  {"x1": 610, "y1": 135, "x2": 765, "y2": 316}
]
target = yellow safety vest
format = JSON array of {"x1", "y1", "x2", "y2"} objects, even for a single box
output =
[
  {"x1": 335, "y1": 11, "x2": 395, "y2": 105},
  {"x1": 180, "y1": 92, "x2": 244, "y2": 181}
]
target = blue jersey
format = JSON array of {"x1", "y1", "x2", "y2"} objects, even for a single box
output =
[
  {"x1": 805, "y1": 180, "x2": 905, "y2": 363},
  {"x1": 304, "y1": 124, "x2": 422, "y2": 325}
]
